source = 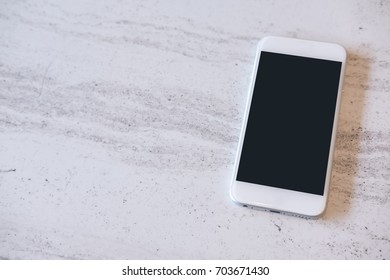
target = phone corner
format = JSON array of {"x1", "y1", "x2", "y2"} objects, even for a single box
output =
[
  {"x1": 229, "y1": 183, "x2": 238, "y2": 202},
  {"x1": 308, "y1": 203, "x2": 328, "y2": 219},
  {"x1": 259, "y1": 35, "x2": 283, "y2": 45},
  {"x1": 308, "y1": 211, "x2": 325, "y2": 219},
  {"x1": 229, "y1": 183, "x2": 244, "y2": 206},
  {"x1": 259, "y1": 35, "x2": 274, "y2": 42},
  {"x1": 334, "y1": 43, "x2": 347, "y2": 61},
  {"x1": 258, "y1": 35, "x2": 276, "y2": 48}
]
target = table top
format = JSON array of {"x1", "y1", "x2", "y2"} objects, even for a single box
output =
[{"x1": 1, "y1": 0, "x2": 389, "y2": 259}]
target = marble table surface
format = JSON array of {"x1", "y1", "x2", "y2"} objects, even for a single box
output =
[{"x1": 0, "y1": 0, "x2": 389, "y2": 259}]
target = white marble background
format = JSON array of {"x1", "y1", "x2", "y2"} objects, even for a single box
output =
[{"x1": 0, "y1": 0, "x2": 389, "y2": 259}]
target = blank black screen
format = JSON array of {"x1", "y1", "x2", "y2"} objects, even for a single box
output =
[{"x1": 236, "y1": 51, "x2": 341, "y2": 195}]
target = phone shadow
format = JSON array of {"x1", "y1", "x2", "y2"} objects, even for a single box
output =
[{"x1": 322, "y1": 51, "x2": 370, "y2": 220}]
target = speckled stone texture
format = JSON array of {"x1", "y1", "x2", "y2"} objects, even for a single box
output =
[{"x1": 0, "y1": 0, "x2": 389, "y2": 259}]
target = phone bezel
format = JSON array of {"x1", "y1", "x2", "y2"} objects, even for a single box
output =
[{"x1": 230, "y1": 36, "x2": 347, "y2": 217}]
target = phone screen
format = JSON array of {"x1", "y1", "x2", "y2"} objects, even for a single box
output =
[{"x1": 236, "y1": 51, "x2": 342, "y2": 195}]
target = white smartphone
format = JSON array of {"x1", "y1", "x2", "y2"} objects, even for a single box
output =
[{"x1": 231, "y1": 36, "x2": 346, "y2": 218}]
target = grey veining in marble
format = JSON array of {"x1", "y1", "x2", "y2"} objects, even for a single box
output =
[{"x1": 0, "y1": 0, "x2": 389, "y2": 259}]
